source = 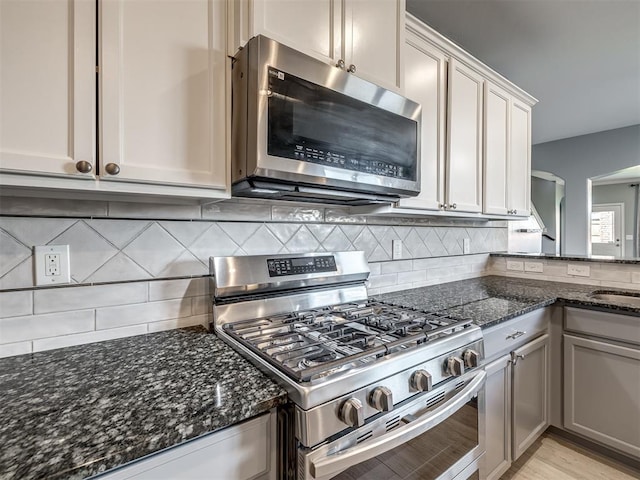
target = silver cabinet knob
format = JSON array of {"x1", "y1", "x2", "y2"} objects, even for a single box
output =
[
  {"x1": 451, "y1": 203, "x2": 457, "y2": 210},
  {"x1": 446, "y1": 356, "x2": 465, "y2": 377},
  {"x1": 336, "y1": 59, "x2": 346, "y2": 70},
  {"x1": 439, "y1": 203, "x2": 448, "y2": 210},
  {"x1": 339, "y1": 398, "x2": 364, "y2": 428},
  {"x1": 463, "y1": 349, "x2": 480, "y2": 369},
  {"x1": 104, "y1": 163, "x2": 121, "y2": 175},
  {"x1": 75, "y1": 160, "x2": 93, "y2": 174},
  {"x1": 410, "y1": 369, "x2": 433, "y2": 392},
  {"x1": 513, "y1": 209, "x2": 517, "y2": 215},
  {"x1": 369, "y1": 386, "x2": 393, "y2": 412},
  {"x1": 347, "y1": 64, "x2": 356, "y2": 73}
]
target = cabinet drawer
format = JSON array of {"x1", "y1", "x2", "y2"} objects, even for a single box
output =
[
  {"x1": 95, "y1": 412, "x2": 275, "y2": 480},
  {"x1": 565, "y1": 307, "x2": 640, "y2": 345},
  {"x1": 483, "y1": 308, "x2": 549, "y2": 360}
]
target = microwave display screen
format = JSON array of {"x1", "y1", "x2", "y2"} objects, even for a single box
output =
[{"x1": 267, "y1": 68, "x2": 417, "y2": 181}]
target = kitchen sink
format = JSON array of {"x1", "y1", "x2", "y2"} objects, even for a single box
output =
[{"x1": 590, "y1": 292, "x2": 640, "y2": 307}]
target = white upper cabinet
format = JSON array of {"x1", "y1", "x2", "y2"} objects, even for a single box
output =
[
  {"x1": 484, "y1": 82, "x2": 511, "y2": 215},
  {"x1": 446, "y1": 58, "x2": 484, "y2": 213},
  {"x1": 231, "y1": 0, "x2": 403, "y2": 91},
  {"x1": 509, "y1": 99, "x2": 532, "y2": 216},
  {"x1": 397, "y1": 29, "x2": 446, "y2": 211},
  {"x1": 484, "y1": 82, "x2": 532, "y2": 217},
  {"x1": 100, "y1": 0, "x2": 228, "y2": 192},
  {"x1": 0, "y1": 0, "x2": 96, "y2": 178}
]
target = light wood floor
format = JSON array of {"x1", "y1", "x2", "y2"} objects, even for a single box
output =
[{"x1": 501, "y1": 432, "x2": 640, "y2": 480}]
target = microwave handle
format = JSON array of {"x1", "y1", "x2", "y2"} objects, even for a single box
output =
[{"x1": 311, "y1": 369, "x2": 486, "y2": 479}]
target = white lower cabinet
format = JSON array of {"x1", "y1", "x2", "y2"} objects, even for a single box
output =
[
  {"x1": 94, "y1": 411, "x2": 276, "y2": 480},
  {"x1": 563, "y1": 308, "x2": 640, "y2": 459},
  {"x1": 511, "y1": 334, "x2": 550, "y2": 459},
  {"x1": 481, "y1": 313, "x2": 550, "y2": 480},
  {"x1": 483, "y1": 354, "x2": 512, "y2": 480}
]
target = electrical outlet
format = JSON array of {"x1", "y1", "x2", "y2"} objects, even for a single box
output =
[
  {"x1": 506, "y1": 260, "x2": 524, "y2": 271},
  {"x1": 392, "y1": 240, "x2": 403, "y2": 260},
  {"x1": 524, "y1": 262, "x2": 544, "y2": 273},
  {"x1": 567, "y1": 264, "x2": 590, "y2": 277},
  {"x1": 35, "y1": 245, "x2": 70, "y2": 285},
  {"x1": 463, "y1": 238, "x2": 471, "y2": 254}
]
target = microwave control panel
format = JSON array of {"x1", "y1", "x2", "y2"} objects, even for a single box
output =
[{"x1": 267, "y1": 256, "x2": 337, "y2": 277}]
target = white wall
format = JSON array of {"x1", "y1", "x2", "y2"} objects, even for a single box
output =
[{"x1": 532, "y1": 125, "x2": 640, "y2": 255}]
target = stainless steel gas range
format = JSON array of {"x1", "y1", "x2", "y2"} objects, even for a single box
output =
[{"x1": 210, "y1": 251, "x2": 486, "y2": 480}]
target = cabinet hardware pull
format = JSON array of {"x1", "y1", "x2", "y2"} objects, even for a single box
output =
[
  {"x1": 348, "y1": 64, "x2": 357, "y2": 73},
  {"x1": 336, "y1": 59, "x2": 346, "y2": 70},
  {"x1": 75, "y1": 160, "x2": 93, "y2": 174},
  {"x1": 439, "y1": 203, "x2": 448, "y2": 210},
  {"x1": 511, "y1": 353, "x2": 526, "y2": 365},
  {"x1": 105, "y1": 163, "x2": 121, "y2": 175},
  {"x1": 506, "y1": 330, "x2": 526, "y2": 340},
  {"x1": 451, "y1": 203, "x2": 457, "y2": 209}
]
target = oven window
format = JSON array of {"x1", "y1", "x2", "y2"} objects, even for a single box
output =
[
  {"x1": 331, "y1": 400, "x2": 478, "y2": 480},
  {"x1": 266, "y1": 67, "x2": 417, "y2": 181}
]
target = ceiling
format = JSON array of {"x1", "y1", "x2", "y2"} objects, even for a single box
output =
[
  {"x1": 592, "y1": 165, "x2": 640, "y2": 185},
  {"x1": 406, "y1": 0, "x2": 640, "y2": 145}
]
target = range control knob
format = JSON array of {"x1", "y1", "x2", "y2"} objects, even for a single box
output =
[
  {"x1": 410, "y1": 369, "x2": 433, "y2": 392},
  {"x1": 339, "y1": 398, "x2": 364, "y2": 428},
  {"x1": 463, "y1": 349, "x2": 480, "y2": 368},
  {"x1": 369, "y1": 386, "x2": 393, "y2": 412},
  {"x1": 446, "y1": 356, "x2": 465, "y2": 377}
]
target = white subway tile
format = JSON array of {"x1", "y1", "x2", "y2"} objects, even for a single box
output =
[
  {"x1": 366, "y1": 273, "x2": 397, "y2": 289},
  {"x1": 426, "y1": 264, "x2": 472, "y2": 280},
  {"x1": 380, "y1": 260, "x2": 413, "y2": 274},
  {"x1": 148, "y1": 277, "x2": 209, "y2": 301},
  {"x1": 0, "y1": 341, "x2": 32, "y2": 358},
  {"x1": 632, "y1": 272, "x2": 640, "y2": 284},
  {"x1": 191, "y1": 296, "x2": 211, "y2": 316},
  {"x1": 32, "y1": 325, "x2": 148, "y2": 352},
  {"x1": 108, "y1": 202, "x2": 201, "y2": 219},
  {"x1": 598, "y1": 280, "x2": 639, "y2": 291},
  {"x1": 0, "y1": 310, "x2": 94, "y2": 343},
  {"x1": 368, "y1": 262, "x2": 381, "y2": 275},
  {"x1": 96, "y1": 299, "x2": 190, "y2": 330},
  {"x1": 34, "y1": 283, "x2": 148, "y2": 314},
  {"x1": 397, "y1": 270, "x2": 427, "y2": 284},
  {"x1": 591, "y1": 269, "x2": 631, "y2": 283},
  {"x1": 147, "y1": 314, "x2": 209, "y2": 333},
  {"x1": 0, "y1": 291, "x2": 32, "y2": 318}
]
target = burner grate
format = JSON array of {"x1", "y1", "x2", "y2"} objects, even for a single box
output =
[{"x1": 223, "y1": 299, "x2": 472, "y2": 382}]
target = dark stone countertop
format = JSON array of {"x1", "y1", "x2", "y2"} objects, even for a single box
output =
[
  {"x1": 0, "y1": 326, "x2": 286, "y2": 480},
  {"x1": 378, "y1": 275, "x2": 640, "y2": 328},
  {"x1": 491, "y1": 252, "x2": 640, "y2": 264}
]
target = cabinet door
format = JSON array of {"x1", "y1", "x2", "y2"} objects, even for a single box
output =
[
  {"x1": 446, "y1": 59, "x2": 484, "y2": 213},
  {"x1": 344, "y1": 0, "x2": 403, "y2": 92},
  {"x1": 482, "y1": 354, "x2": 512, "y2": 480},
  {"x1": 0, "y1": 0, "x2": 95, "y2": 177},
  {"x1": 397, "y1": 33, "x2": 446, "y2": 211},
  {"x1": 483, "y1": 82, "x2": 510, "y2": 215},
  {"x1": 512, "y1": 333, "x2": 549, "y2": 460},
  {"x1": 508, "y1": 98, "x2": 532, "y2": 216},
  {"x1": 241, "y1": 0, "x2": 342, "y2": 66},
  {"x1": 101, "y1": 0, "x2": 227, "y2": 190},
  {"x1": 564, "y1": 334, "x2": 640, "y2": 458}
]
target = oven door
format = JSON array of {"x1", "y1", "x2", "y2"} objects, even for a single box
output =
[{"x1": 299, "y1": 370, "x2": 486, "y2": 480}]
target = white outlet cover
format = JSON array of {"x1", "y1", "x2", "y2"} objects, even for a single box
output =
[
  {"x1": 524, "y1": 262, "x2": 544, "y2": 273},
  {"x1": 463, "y1": 238, "x2": 471, "y2": 254},
  {"x1": 34, "y1": 245, "x2": 71, "y2": 285},
  {"x1": 567, "y1": 264, "x2": 590, "y2": 277},
  {"x1": 506, "y1": 260, "x2": 524, "y2": 271},
  {"x1": 392, "y1": 239, "x2": 403, "y2": 260}
]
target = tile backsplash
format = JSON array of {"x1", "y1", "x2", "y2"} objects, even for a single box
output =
[{"x1": 0, "y1": 196, "x2": 506, "y2": 356}]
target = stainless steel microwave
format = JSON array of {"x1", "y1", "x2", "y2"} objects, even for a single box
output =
[{"x1": 231, "y1": 35, "x2": 421, "y2": 205}]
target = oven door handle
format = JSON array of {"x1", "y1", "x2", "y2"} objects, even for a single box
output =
[{"x1": 311, "y1": 370, "x2": 486, "y2": 479}]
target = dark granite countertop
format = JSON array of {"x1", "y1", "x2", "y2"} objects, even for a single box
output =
[
  {"x1": 378, "y1": 275, "x2": 640, "y2": 328},
  {"x1": 0, "y1": 326, "x2": 286, "y2": 480},
  {"x1": 491, "y1": 252, "x2": 640, "y2": 264}
]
